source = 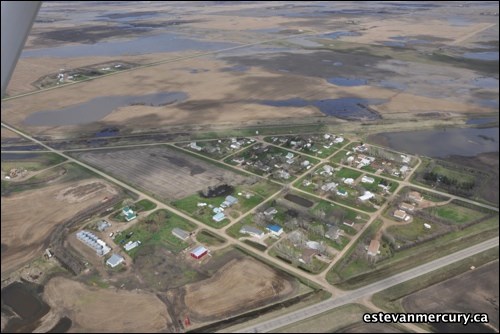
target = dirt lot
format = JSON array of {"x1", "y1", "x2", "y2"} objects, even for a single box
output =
[
  {"x1": 73, "y1": 146, "x2": 248, "y2": 200},
  {"x1": 1, "y1": 176, "x2": 117, "y2": 275},
  {"x1": 184, "y1": 257, "x2": 298, "y2": 323},
  {"x1": 403, "y1": 260, "x2": 499, "y2": 333},
  {"x1": 43, "y1": 276, "x2": 171, "y2": 333}
]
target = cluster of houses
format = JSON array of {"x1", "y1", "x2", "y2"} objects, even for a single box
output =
[
  {"x1": 392, "y1": 191, "x2": 423, "y2": 222},
  {"x1": 187, "y1": 138, "x2": 255, "y2": 155},
  {"x1": 345, "y1": 144, "x2": 412, "y2": 179},
  {"x1": 239, "y1": 223, "x2": 284, "y2": 239},
  {"x1": 233, "y1": 144, "x2": 313, "y2": 180},
  {"x1": 268, "y1": 133, "x2": 345, "y2": 156},
  {"x1": 197, "y1": 195, "x2": 239, "y2": 223}
]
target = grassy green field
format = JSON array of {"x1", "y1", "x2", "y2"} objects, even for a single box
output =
[
  {"x1": 386, "y1": 216, "x2": 442, "y2": 242},
  {"x1": 117, "y1": 209, "x2": 197, "y2": 256},
  {"x1": 431, "y1": 165, "x2": 476, "y2": 184},
  {"x1": 196, "y1": 229, "x2": 226, "y2": 246},
  {"x1": 335, "y1": 167, "x2": 362, "y2": 180},
  {"x1": 424, "y1": 201, "x2": 489, "y2": 224},
  {"x1": 134, "y1": 199, "x2": 157, "y2": 212},
  {"x1": 330, "y1": 150, "x2": 349, "y2": 164},
  {"x1": 361, "y1": 175, "x2": 399, "y2": 193},
  {"x1": 172, "y1": 182, "x2": 279, "y2": 228},
  {"x1": 1, "y1": 152, "x2": 66, "y2": 172}
]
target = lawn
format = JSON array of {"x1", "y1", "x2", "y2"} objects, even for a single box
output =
[
  {"x1": 195, "y1": 229, "x2": 226, "y2": 246},
  {"x1": 431, "y1": 165, "x2": 475, "y2": 184},
  {"x1": 1, "y1": 152, "x2": 66, "y2": 172},
  {"x1": 135, "y1": 199, "x2": 157, "y2": 212},
  {"x1": 335, "y1": 167, "x2": 362, "y2": 180},
  {"x1": 330, "y1": 150, "x2": 350, "y2": 164},
  {"x1": 118, "y1": 209, "x2": 197, "y2": 256},
  {"x1": 360, "y1": 175, "x2": 399, "y2": 193},
  {"x1": 172, "y1": 182, "x2": 277, "y2": 228},
  {"x1": 424, "y1": 201, "x2": 489, "y2": 224}
]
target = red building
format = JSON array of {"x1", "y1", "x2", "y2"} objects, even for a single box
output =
[{"x1": 190, "y1": 245, "x2": 208, "y2": 259}]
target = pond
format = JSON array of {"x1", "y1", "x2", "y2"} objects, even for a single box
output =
[
  {"x1": 368, "y1": 127, "x2": 499, "y2": 158},
  {"x1": 260, "y1": 97, "x2": 386, "y2": 120},
  {"x1": 23, "y1": 92, "x2": 187, "y2": 126},
  {"x1": 462, "y1": 51, "x2": 499, "y2": 61},
  {"x1": 327, "y1": 77, "x2": 367, "y2": 86}
]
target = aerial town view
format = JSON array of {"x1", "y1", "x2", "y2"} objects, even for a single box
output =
[{"x1": 1, "y1": 1, "x2": 498, "y2": 333}]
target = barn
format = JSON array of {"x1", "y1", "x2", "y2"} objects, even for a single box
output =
[{"x1": 190, "y1": 245, "x2": 208, "y2": 259}]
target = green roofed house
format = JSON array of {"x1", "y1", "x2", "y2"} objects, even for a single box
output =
[{"x1": 122, "y1": 206, "x2": 137, "y2": 222}]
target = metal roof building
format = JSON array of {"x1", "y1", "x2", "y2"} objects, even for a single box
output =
[
  {"x1": 190, "y1": 246, "x2": 208, "y2": 259},
  {"x1": 172, "y1": 228, "x2": 190, "y2": 241},
  {"x1": 106, "y1": 253, "x2": 125, "y2": 268}
]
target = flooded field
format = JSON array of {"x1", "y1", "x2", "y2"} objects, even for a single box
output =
[
  {"x1": 327, "y1": 77, "x2": 367, "y2": 86},
  {"x1": 23, "y1": 92, "x2": 187, "y2": 126},
  {"x1": 1, "y1": 282, "x2": 50, "y2": 333},
  {"x1": 260, "y1": 97, "x2": 385, "y2": 120},
  {"x1": 368, "y1": 126, "x2": 499, "y2": 158},
  {"x1": 22, "y1": 32, "x2": 239, "y2": 58},
  {"x1": 462, "y1": 51, "x2": 499, "y2": 61}
]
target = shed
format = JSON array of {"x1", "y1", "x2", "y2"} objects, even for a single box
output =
[
  {"x1": 190, "y1": 246, "x2": 208, "y2": 259},
  {"x1": 97, "y1": 220, "x2": 111, "y2": 232},
  {"x1": 172, "y1": 228, "x2": 190, "y2": 241},
  {"x1": 264, "y1": 207, "x2": 278, "y2": 216},
  {"x1": 106, "y1": 254, "x2": 125, "y2": 268},
  {"x1": 212, "y1": 212, "x2": 226, "y2": 222}
]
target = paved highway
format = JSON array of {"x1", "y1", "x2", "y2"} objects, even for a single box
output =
[{"x1": 235, "y1": 237, "x2": 499, "y2": 333}]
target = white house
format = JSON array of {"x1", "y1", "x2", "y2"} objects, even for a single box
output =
[
  {"x1": 361, "y1": 176, "x2": 375, "y2": 184},
  {"x1": 358, "y1": 191, "x2": 374, "y2": 201}
]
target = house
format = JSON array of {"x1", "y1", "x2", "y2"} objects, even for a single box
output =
[
  {"x1": 286, "y1": 152, "x2": 294, "y2": 159},
  {"x1": 358, "y1": 191, "x2": 374, "y2": 201},
  {"x1": 264, "y1": 207, "x2": 278, "y2": 216},
  {"x1": 106, "y1": 254, "x2": 125, "y2": 268},
  {"x1": 189, "y1": 142, "x2": 202, "y2": 151},
  {"x1": 190, "y1": 246, "x2": 208, "y2": 259},
  {"x1": 325, "y1": 226, "x2": 341, "y2": 240},
  {"x1": 122, "y1": 207, "x2": 137, "y2": 222},
  {"x1": 96, "y1": 220, "x2": 111, "y2": 232},
  {"x1": 323, "y1": 165, "x2": 334, "y2": 174},
  {"x1": 124, "y1": 240, "x2": 141, "y2": 251},
  {"x1": 278, "y1": 170, "x2": 290, "y2": 179},
  {"x1": 336, "y1": 189, "x2": 348, "y2": 197},
  {"x1": 266, "y1": 224, "x2": 283, "y2": 236},
  {"x1": 361, "y1": 176, "x2": 375, "y2": 184},
  {"x1": 393, "y1": 209, "x2": 407, "y2": 220},
  {"x1": 323, "y1": 134, "x2": 331, "y2": 140},
  {"x1": 222, "y1": 195, "x2": 238, "y2": 207},
  {"x1": 301, "y1": 160, "x2": 310, "y2": 167},
  {"x1": 334, "y1": 137, "x2": 344, "y2": 144},
  {"x1": 172, "y1": 228, "x2": 190, "y2": 241},
  {"x1": 408, "y1": 191, "x2": 423, "y2": 202},
  {"x1": 355, "y1": 144, "x2": 368, "y2": 152},
  {"x1": 400, "y1": 202, "x2": 415, "y2": 212},
  {"x1": 232, "y1": 157, "x2": 245, "y2": 164},
  {"x1": 239, "y1": 225, "x2": 265, "y2": 239},
  {"x1": 343, "y1": 178, "x2": 355, "y2": 185},
  {"x1": 299, "y1": 248, "x2": 317, "y2": 264},
  {"x1": 401, "y1": 155, "x2": 411, "y2": 164},
  {"x1": 400, "y1": 165, "x2": 410, "y2": 175},
  {"x1": 321, "y1": 182, "x2": 338, "y2": 192},
  {"x1": 286, "y1": 158, "x2": 295, "y2": 165},
  {"x1": 367, "y1": 240, "x2": 380, "y2": 256},
  {"x1": 212, "y1": 212, "x2": 226, "y2": 222}
]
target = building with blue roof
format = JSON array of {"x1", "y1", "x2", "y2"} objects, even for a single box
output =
[{"x1": 266, "y1": 224, "x2": 284, "y2": 236}]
